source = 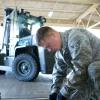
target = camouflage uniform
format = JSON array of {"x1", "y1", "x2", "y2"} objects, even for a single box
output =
[{"x1": 51, "y1": 28, "x2": 100, "y2": 100}]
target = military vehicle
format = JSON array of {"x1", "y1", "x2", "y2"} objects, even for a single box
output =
[{"x1": 0, "y1": 8, "x2": 55, "y2": 81}]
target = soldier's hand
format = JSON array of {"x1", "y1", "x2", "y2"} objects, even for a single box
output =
[
  {"x1": 56, "y1": 92, "x2": 67, "y2": 100},
  {"x1": 48, "y1": 93, "x2": 57, "y2": 100}
]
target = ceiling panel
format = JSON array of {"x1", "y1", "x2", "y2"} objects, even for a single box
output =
[{"x1": 0, "y1": 0, "x2": 99, "y2": 29}]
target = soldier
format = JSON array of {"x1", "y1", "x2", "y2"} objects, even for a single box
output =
[{"x1": 36, "y1": 26, "x2": 100, "y2": 100}]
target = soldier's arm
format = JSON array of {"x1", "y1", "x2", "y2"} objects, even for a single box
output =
[
  {"x1": 68, "y1": 29, "x2": 92, "y2": 80},
  {"x1": 51, "y1": 51, "x2": 68, "y2": 94}
]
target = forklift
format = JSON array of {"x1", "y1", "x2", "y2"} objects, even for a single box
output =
[{"x1": 0, "y1": 8, "x2": 55, "y2": 81}]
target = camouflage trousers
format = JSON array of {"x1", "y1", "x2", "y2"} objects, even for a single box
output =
[
  {"x1": 60, "y1": 61, "x2": 100, "y2": 100},
  {"x1": 88, "y1": 61, "x2": 100, "y2": 100}
]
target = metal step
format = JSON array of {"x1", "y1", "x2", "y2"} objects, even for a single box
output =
[{"x1": 0, "y1": 65, "x2": 12, "y2": 71}]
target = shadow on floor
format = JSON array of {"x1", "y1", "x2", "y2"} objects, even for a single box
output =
[{"x1": 0, "y1": 72, "x2": 52, "y2": 100}]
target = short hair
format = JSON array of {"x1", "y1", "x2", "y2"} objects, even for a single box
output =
[{"x1": 36, "y1": 26, "x2": 54, "y2": 45}]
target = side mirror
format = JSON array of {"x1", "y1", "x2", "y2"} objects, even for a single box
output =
[{"x1": 38, "y1": 16, "x2": 46, "y2": 23}]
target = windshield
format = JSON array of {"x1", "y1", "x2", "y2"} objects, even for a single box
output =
[{"x1": 18, "y1": 13, "x2": 43, "y2": 38}]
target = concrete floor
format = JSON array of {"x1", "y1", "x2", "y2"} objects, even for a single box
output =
[{"x1": 0, "y1": 72, "x2": 52, "y2": 100}]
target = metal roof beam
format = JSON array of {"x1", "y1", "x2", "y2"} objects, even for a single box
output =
[
  {"x1": 88, "y1": 21, "x2": 100, "y2": 28},
  {"x1": 76, "y1": 4, "x2": 99, "y2": 22}
]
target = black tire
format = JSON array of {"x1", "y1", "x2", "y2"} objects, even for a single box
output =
[
  {"x1": 0, "y1": 70, "x2": 6, "y2": 75},
  {"x1": 12, "y1": 54, "x2": 39, "y2": 81}
]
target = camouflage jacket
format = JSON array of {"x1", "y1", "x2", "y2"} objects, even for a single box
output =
[{"x1": 51, "y1": 28, "x2": 100, "y2": 98}]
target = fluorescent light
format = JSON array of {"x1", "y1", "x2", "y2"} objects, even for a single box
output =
[{"x1": 48, "y1": 11, "x2": 53, "y2": 17}]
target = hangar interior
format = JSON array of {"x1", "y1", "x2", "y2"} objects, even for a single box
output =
[
  {"x1": 0, "y1": 0, "x2": 100, "y2": 29},
  {"x1": 0, "y1": 0, "x2": 99, "y2": 100}
]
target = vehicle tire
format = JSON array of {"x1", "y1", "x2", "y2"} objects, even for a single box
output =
[
  {"x1": 0, "y1": 70, "x2": 6, "y2": 75},
  {"x1": 12, "y1": 54, "x2": 39, "y2": 81}
]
